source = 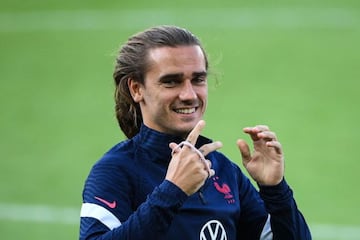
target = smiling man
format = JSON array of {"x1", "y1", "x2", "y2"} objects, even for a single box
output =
[
  {"x1": 129, "y1": 45, "x2": 207, "y2": 137},
  {"x1": 80, "y1": 26, "x2": 311, "y2": 240}
]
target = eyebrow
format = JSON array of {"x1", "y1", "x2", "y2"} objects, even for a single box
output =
[
  {"x1": 159, "y1": 71, "x2": 207, "y2": 81},
  {"x1": 192, "y1": 71, "x2": 207, "y2": 78}
]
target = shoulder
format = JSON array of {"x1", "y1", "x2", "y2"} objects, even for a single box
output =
[
  {"x1": 96, "y1": 139, "x2": 136, "y2": 166},
  {"x1": 82, "y1": 139, "x2": 139, "y2": 198},
  {"x1": 86, "y1": 139, "x2": 138, "y2": 181}
]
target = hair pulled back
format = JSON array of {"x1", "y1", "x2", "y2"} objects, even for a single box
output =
[{"x1": 113, "y1": 25, "x2": 208, "y2": 138}]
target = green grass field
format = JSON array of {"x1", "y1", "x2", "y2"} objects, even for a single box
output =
[{"x1": 1, "y1": 0, "x2": 359, "y2": 239}]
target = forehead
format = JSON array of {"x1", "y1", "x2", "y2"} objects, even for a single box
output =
[{"x1": 146, "y1": 45, "x2": 206, "y2": 76}]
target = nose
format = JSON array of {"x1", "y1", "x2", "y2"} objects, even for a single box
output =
[{"x1": 179, "y1": 80, "x2": 197, "y2": 100}]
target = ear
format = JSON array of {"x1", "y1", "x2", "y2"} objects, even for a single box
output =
[{"x1": 128, "y1": 78, "x2": 143, "y2": 103}]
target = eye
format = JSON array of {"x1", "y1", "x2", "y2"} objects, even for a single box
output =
[
  {"x1": 159, "y1": 74, "x2": 183, "y2": 88},
  {"x1": 192, "y1": 72, "x2": 207, "y2": 85},
  {"x1": 161, "y1": 78, "x2": 181, "y2": 88},
  {"x1": 192, "y1": 76, "x2": 207, "y2": 85}
]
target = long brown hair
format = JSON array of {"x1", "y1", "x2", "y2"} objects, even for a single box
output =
[{"x1": 113, "y1": 25, "x2": 208, "y2": 138}]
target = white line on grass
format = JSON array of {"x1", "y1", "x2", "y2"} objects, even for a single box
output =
[
  {"x1": 0, "y1": 8, "x2": 359, "y2": 32},
  {"x1": 0, "y1": 203, "x2": 79, "y2": 224},
  {"x1": 310, "y1": 224, "x2": 360, "y2": 240},
  {"x1": 0, "y1": 203, "x2": 359, "y2": 239}
]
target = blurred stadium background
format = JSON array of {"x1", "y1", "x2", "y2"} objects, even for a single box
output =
[{"x1": 0, "y1": 0, "x2": 359, "y2": 239}]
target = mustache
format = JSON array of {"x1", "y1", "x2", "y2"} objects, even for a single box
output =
[{"x1": 173, "y1": 99, "x2": 201, "y2": 108}]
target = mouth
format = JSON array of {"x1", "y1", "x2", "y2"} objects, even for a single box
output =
[{"x1": 174, "y1": 107, "x2": 197, "y2": 114}]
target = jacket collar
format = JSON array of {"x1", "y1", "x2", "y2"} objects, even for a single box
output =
[{"x1": 133, "y1": 124, "x2": 212, "y2": 162}]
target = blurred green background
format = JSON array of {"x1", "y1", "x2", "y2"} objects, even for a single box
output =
[{"x1": 1, "y1": 0, "x2": 359, "y2": 239}]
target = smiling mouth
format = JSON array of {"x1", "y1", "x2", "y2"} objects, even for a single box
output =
[{"x1": 174, "y1": 107, "x2": 197, "y2": 114}]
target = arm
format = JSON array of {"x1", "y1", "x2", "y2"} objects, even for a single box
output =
[
  {"x1": 259, "y1": 178, "x2": 311, "y2": 239},
  {"x1": 237, "y1": 125, "x2": 311, "y2": 239},
  {"x1": 80, "y1": 163, "x2": 189, "y2": 240}
]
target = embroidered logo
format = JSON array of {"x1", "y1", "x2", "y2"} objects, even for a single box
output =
[
  {"x1": 200, "y1": 219, "x2": 227, "y2": 240},
  {"x1": 212, "y1": 176, "x2": 235, "y2": 204},
  {"x1": 94, "y1": 196, "x2": 117, "y2": 209}
]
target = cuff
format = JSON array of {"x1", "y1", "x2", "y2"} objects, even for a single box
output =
[
  {"x1": 151, "y1": 180, "x2": 189, "y2": 210},
  {"x1": 258, "y1": 178, "x2": 293, "y2": 204}
]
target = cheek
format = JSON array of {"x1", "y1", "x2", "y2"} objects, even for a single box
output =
[
  {"x1": 144, "y1": 91, "x2": 172, "y2": 109},
  {"x1": 200, "y1": 91, "x2": 208, "y2": 105}
]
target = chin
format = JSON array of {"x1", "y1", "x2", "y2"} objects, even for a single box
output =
[{"x1": 174, "y1": 122, "x2": 198, "y2": 137}]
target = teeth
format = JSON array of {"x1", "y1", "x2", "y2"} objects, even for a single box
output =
[{"x1": 175, "y1": 108, "x2": 196, "y2": 114}]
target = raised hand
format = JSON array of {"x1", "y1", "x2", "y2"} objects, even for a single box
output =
[
  {"x1": 166, "y1": 120, "x2": 222, "y2": 195},
  {"x1": 236, "y1": 125, "x2": 284, "y2": 186}
]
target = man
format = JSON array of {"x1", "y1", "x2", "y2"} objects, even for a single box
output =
[{"x1": 80, "y1": 25, "x2": 311, "y2": 239}]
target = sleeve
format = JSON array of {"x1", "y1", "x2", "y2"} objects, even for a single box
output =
[
  {"x1": 79, "y1": 162, "x2": 188, "y2": 240},
  {"x1": 259, "y1": 178, "x2": 312, "y2": 239},
  {"x1": 235, "y1": 165, "x2": 311, "y2": 240},
  {"x1": 236, "y1": 168, "x2": 270, "y2": 239}
]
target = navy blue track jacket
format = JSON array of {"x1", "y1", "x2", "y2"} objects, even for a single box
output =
[{"x1": 80, "y1": 125, "x2": 311, "y2": 239}]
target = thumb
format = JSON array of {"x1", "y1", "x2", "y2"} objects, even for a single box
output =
[{"x1": 236, "y1": 139, "x2": 251, "y2": 166}]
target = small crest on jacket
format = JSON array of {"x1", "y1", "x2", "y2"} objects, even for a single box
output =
[{"x1": 212, "y1": 176, "x2": 235, "y2": 204}]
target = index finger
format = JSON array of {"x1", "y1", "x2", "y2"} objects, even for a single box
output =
[
  {"x1": 243, "y1": 125, "x2": 270, "y2": 141},
  {"x1": 186, "y1": 120, "x2": 206, "y2": 144}
]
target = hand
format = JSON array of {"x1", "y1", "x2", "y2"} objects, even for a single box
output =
[
  {"x1": 236, "y1": 125, "x2": 284, "y2": 186},
  {"x1": 166, "y1": 120, "x2": 222, "y2": 195}
]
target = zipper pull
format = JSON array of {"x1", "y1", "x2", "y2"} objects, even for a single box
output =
[{"x1": 199, "y1": 189, "x2": 207, "y2": 205}]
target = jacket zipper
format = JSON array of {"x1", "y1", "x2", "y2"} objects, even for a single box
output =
[
  {"x1": 198, "y1": 189, "x2": 207, "y2": 205},
  {"x1": 198, "y1": 177, "x2": 211, "y2": 205}
]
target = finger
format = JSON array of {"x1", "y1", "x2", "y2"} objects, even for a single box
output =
[
  {"x1": 243, "y1": 125, "x2": 270, "y2": 141},
  {"x1": 198, "y1": 141, "x2": 223, "y2": 157},
  {"x1": 203, "y1": 159, "x2": 215, "y2": 178},
  {"x1": 208, "y1": 168, "x2": 215, "y2": 178},
  {"x1": 243, "y1": 127, "x2": 260, "y2": 141},
  {"x1": 266, "y1": 140, "x2": 283, "y2": 154},
  {"x1": 243, "y1": 125, "x2": 270, "y2": 133},
  {"x1": 253, "y1": 125, "x2": 270, "y2": 132},
  {"x1": 201, "y1": 158, "x2": 212, "y2": 177},
  {"x1": 186, "y1": 120, "x2": 206, "y2": 145},
  {"x1": 169, "y1": 142, "x2": 178, "y2": 150},
  {"x1": 169, "y1": 142, "x2": 181, "y2": 155},
  {"x1": 257, "y1": 131, "x2": 277, "y2": 141},
  {"x1": 205, "y1": 159, "x2": 212, "y2": 169},
  {"x1": 236, "y1": 139, "x2": 251, "y2": 166}
]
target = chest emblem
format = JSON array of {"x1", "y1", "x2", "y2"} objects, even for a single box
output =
[
  {"x1": 212, "y1": 176, "x2": 235, "y2": 204},
  {"x1": 200, "y1": 219, "x2": 227, "y2": 240}
]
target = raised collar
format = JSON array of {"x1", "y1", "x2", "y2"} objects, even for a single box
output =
[{"x1": 133, "y1": 124, "x2": 212, "y2": 162}]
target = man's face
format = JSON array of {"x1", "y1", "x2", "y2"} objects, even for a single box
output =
[{"x1": 132, "y1": 45, "x2": 208, "y2": 137}]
